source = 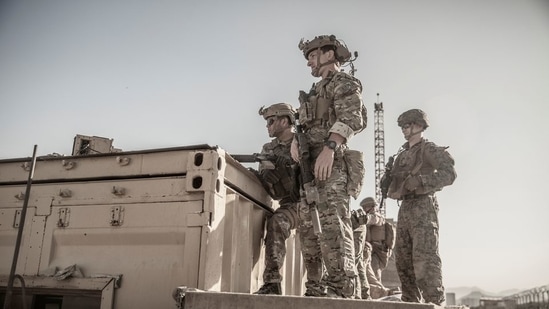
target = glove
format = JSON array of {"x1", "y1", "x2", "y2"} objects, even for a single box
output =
[
  {"x1": 352, "y1": 209, "x2": 368, "y2": 225},
  {"x1": 404, "y1": 175, "x2": 422, "y2": 192},
  {"x1": 275, "y1": 155, "x2": 290, "y2": 167}
]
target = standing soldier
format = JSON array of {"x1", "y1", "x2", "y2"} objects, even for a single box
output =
[
  {"x1": 362, "y1": 197, "x2": 397, "y2": 299},
  {"x1": 254, "y1": 103, "x2": 300, "y2": 295},
  {"x1": 291, "y1": 34, "x2": 367, "y2": 298},
  {"x1": 368, "y1": 217, "x2": 397, "y2": 298},
  {"x1": 385, "y1": 109, "x2": 456, "y2": 305},
  {"x1": 351, "y1": 197, "x2": 386, "y2": 299}
]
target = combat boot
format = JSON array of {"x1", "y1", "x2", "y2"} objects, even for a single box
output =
[{"x1": 254, "y1": 282, "x2": 281, "y2": 295}]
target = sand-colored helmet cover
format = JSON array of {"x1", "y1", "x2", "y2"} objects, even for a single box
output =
[
  {"x1": 258, "y1": 103, "x2": 296, "y2": 124},
  {"x1": 298, "y1": 34, "x2": 352, "y2": 63}
]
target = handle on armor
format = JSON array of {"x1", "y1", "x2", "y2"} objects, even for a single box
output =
[{"x1": 303, "y1": 182, "x2": 322, "y2": 234}]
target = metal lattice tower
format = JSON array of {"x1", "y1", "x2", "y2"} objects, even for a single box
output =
[{"x1": 374, "y1": 94, "x2": 386, "y2": 216}]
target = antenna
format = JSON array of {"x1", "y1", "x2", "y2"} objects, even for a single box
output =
[{"x1": 374, "y1": 93, "x2": 387, "y2": 216}]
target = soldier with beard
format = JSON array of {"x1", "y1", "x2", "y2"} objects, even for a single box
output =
[{"x1": 291, "y1": 34, "x2": 367, "y2": 298}]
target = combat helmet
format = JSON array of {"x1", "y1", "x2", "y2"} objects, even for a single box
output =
[
  {"x1": 298, "y1": 35, "x2": 352, "y2": 64},
  {"x1": 397, "y1": 109, "x2": 429, "y2": 129},
  {"x1": 360, "y1": 197, "x2": 377, "y2": 210},
  {"x1": 258, "y1": 103, "x2": 296, "y2": 124}
]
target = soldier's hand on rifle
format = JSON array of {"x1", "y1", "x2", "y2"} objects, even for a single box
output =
[
  {"x1": 314, "y1": 148, "x2": 334, "y2": 181},
  {"x1": 290, "y1": 138, "x2": 300, "y2": 162},
  {"x1": 275, "y1": 155, "x2": 289, "y2": 167}
]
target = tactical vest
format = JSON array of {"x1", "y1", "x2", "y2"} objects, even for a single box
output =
[
  {"x1": 388, "y1": 139, "x2": 445, "y2": 199},
  {"x1": 297, "y1": 72, "x2": 367, "y2": 145},
  {"x1": 259, "y1": 138, "x2": 299, "y2": 204},
  {"x1": 297, "y1": 72, "x2": 366, "y2": 198}
]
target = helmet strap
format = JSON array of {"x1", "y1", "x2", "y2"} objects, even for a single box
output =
[{"x1": 312, "y1": 48, "x2": 338, "y2": 77}]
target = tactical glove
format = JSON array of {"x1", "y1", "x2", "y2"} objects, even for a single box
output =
[
  {"x1": 275, "y1": 155, "x2": 290, "y2": 168},
  {"x1": 352, "y1": 209, "x2": 368, "y2": 226}
]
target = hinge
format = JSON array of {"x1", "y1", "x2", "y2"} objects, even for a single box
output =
[
  {"x1": 57, "y1": 208, "x2": 70, "y2": 228},
  {"x1": 13, "y1": 210, "x2": 21, "y2": 228},
  {"x1": 110, "y1": 206, "x2": 124, "y2": 226}
]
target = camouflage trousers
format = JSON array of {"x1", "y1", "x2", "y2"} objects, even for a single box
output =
[
  {"x1": 354, "y1": 228, "x2": 389, "y2": 299},
  {"x1": 365, "y1": 242, "x2": 391, "y2": 299},
  {"x1": 371, "y1": 242, "x2": 390, "y2": 281},
  {"x1": 263, "y1": 203, "x2": 299, "y2": 283},
  {"x1": 395, "y1": 194, "x2": 445, "y2": 305},
  {"x1": 298, "y1": 157, "x2": 357, "y2": 298},
  {"x1": 353, "y1": 225, "x2": 369, "y2": 299}
]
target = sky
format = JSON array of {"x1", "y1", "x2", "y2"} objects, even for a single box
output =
[{"x1": 1, "y1": 0, "x2": 548, "y2": 294}]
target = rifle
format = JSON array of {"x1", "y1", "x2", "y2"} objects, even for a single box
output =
[
  {"x1": 294, "y1": 113, "x2": 322, "y2": 235},
  {"x1": 231, "y1": 153, "x2": 277, "y2": 163},
  {"x1": 379, "y1": 156, "x2": 394, "y2": 209}
]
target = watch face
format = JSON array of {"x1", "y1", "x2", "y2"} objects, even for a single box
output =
[{"x1": 325, "y1": 140, "x2": 337, "y2": 150}]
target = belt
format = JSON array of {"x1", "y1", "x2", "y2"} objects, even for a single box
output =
[{"x1": 400, "y1": 193, "x2": 431, "y2": 201}]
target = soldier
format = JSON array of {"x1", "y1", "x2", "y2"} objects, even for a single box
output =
[
  {"x1": 253, "y1": 103, "x2": 300, "y2": 295},
  {"x1": 291, "y1": 34, "x2": 367, "y2": 298},
  {"x1": 361, "y1": 198, "x2": 397, "y2": 299},
  {"x1": 385, "y1": 109, "x2": 457, "y2": 305},
  {"x1": 369, "y1": 222, "x2": 395, "y2": 293},
  {"x1": 352, "y1": 197, "x2": 387, "y2": 299}
]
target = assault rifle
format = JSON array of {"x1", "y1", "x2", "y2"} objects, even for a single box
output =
[
  {"x1": 379, "y1": 156, "x2": 394, "y2": 209},
  {"x1": 231, "y1": 153, "x2": 276, "y2": 163},
  {"x1": 294, "y1": 113, "x2": 322, "y2": 235}
]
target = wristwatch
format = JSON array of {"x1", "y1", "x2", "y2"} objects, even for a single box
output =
[{"x1": 324, "y1": 140, "x2": 337, "y2": 151}]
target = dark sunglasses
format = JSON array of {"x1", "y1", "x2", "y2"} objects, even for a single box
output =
[{"x1": 267, "y1": 117, "x2": 277, "y2": 126}]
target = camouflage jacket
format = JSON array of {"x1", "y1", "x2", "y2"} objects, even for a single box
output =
[
  {"x1": 297, "y1": 71, "x2": 366, "y2": 147},
  {"x1": 258, "y1": 135, "x2": 299, "y2": 205},
  {"x1": 387, "y1": 138, "x2": 456, "y2": 199}
]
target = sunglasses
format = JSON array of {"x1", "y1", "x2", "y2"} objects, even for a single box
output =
[{"x1": 267, "y1": 117, "x2": 277, "y2": 126}]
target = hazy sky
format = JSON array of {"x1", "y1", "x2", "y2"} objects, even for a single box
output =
[{"x1": 1, "y1": 0, "x2": 548, "y2": 294}]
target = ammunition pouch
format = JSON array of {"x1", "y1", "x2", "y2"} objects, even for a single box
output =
[
  {"x1": 298, "y1": 94, "x2": 332, "y2": 129},
  {"x1": 298, "y1": 95, "x2": 316, "y2": 127},
  {"x1": 316, "y1": 97, "x2": 331, "y2": 122},
  {"x1": 343, "y1": 149, "x2": 365, "y2": 199}
]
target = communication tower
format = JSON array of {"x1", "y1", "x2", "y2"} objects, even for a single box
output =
[{"x1": 374, "y1": 94, "x2": 386, "y2": 216}]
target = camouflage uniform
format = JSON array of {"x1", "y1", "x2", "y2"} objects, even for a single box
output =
[
  {"x1": 352, "y1": 198, "x2": 387, "y2": 299},
  {"x1": 352, "y1": 213, "x2": 369, "y2": 299},
  {"x1": 254, "y1": 103, "x2": 300, "y2": 295},
  {"x1": 370, "y1": 242, "x2": 390, "y2": 282},
  {"x1": 259, "y1": 138, "x2": 299, "y2": 285},
  {"x1": 387, "y1": 109, "x2": 457, "y2": 305},
  {"x1": 296, "y1": 35, "x2": 367, "y2": 298}
]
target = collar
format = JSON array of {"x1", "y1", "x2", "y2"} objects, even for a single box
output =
[
  {"x1": 276, "y1": 133, "x2": 295, "y2": 146},
  {"x1": 402, "y1": 137, "x2": 426, "y2": 150}
]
